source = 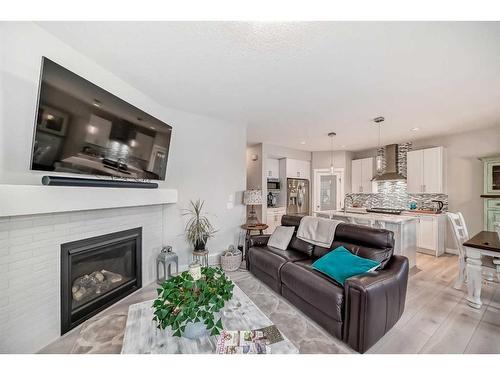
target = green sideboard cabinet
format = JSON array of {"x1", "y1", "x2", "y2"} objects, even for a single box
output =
[{"x1": 481, "y1": 156, "x2": 500, "y2": 231}]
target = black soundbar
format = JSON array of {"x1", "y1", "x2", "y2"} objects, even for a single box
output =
[{"x1": 41, "y1": 176, "x2": 158, "y2": 189}]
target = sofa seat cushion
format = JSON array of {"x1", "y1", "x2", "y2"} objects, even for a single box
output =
[
  {"x1": 247, "y1": 245, "x2": 309, "y2": 278},
  {"x1": 280, "y1": 259, "x2": 345, "y2": 323},
  {"x1": 263, "y1": 245, "x2": 311, "y2": 263}
]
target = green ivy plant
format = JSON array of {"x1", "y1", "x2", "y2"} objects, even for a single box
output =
[{"x1": 152, "y1": 267, "x2": 234, "y2": 337}]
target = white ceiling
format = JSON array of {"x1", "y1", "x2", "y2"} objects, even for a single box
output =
[{"x1": 38, "y1": 21, "x2": 500, "y2": 151}]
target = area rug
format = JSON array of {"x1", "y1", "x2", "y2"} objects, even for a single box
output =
[{"x1": 71, "y1": 313, "x2": 127, "y2": 354}]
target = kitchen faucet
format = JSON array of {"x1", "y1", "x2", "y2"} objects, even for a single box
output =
[{"x1": 344, "y1": 195, "x2": 354, "y2": 214}]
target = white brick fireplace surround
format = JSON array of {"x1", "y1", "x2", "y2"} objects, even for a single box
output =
[{"x1": 0, "y1": 204, "x2": 169, "y2": 353}]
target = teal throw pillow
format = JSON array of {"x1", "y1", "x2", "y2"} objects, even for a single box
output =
[{"x1": 312, "y1": 246, "x2": 380, "y2": 285}]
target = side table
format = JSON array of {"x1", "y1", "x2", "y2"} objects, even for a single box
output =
[{"x1": 241, "y1": 224, "x2": 269, "y2": 259}]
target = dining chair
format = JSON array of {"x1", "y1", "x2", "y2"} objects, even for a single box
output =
[
  {"x1": 447, "y1": 212, "x2": 499, "y2": 289},
  {"x1": 447, "y1": 212, "x2": 469, "y2": 289},
  {"x1": 495, "y1": 222, "x2": 500, "y2": 237}
]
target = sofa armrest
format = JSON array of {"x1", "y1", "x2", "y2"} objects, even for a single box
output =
[
  {"x1": 249, "y1": 234, "x2": 271, "y2": 247},
  {"x1": 245, "y1": 234, "x2": 271, "y2": 270},
  {"x1": 343, "y1": 255, "x2": 409, "y2": 353}
]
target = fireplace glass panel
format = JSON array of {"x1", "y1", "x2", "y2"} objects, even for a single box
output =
[
  {"x1": 71, "y1": 241, "x2": 135, "y2": 310},
  {"x1": 61, "y1": 227, "x2": 142, "y2": 334}
]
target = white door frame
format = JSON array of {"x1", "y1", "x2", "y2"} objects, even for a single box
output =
[
  {"x1": 147, "y1": 144, "x2": 167, "y2": 172},
  {"x1": 313, "y1": 168, "x2": 344, "y2": 214}
]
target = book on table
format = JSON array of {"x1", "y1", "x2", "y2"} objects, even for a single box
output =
[{"x1": 215, "y1": 325, "x2": 284, "y2": 354}]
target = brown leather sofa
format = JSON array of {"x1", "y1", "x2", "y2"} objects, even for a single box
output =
[{"x1": 246, "y1": 215, "x2": 409, "y2": 353}]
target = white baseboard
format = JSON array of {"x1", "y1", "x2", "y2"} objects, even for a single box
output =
[{"x1": 445, "y1": 247, "x2": 458, "y2": 255}]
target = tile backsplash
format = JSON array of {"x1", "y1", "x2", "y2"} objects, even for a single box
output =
[
  {"x1": 346, "y1": 185, "x2": 448, "y2": 211},
  {"x1": 347, "y1": 142, "x2": 448, "y2": 211}
]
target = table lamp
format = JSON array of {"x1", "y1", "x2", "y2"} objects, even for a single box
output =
[{"x1": 243, "y1": 189, "x2": 263, "y2": 226}]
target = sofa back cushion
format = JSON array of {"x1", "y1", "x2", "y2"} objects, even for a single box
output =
[
  {"x1": 280, "y1": 215, "x2": 314, "y2": 256},
  {"x1": 313, "y1": 223, "x2": 394, "y2": 269},
  {"x1": 281, "y1": 214, "x2": 303, "y2": 228},
  {"x1": 288, "y1": 236, "x2": 314, "y2": 256}
]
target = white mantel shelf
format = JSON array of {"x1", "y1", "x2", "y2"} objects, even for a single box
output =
[{"x1": 0, "y1": 184, "x2": 178, "y2": 217}]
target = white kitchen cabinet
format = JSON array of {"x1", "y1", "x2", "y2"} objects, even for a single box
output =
[
  {"x1": 416, "y1": 214, "x2": 446, "y2": 257},
  {"x1": 283, "y1": 158, "x2": 310, "y2": 180},
  {"x1": 406, "y1": 149, "x2": 423, "y2": 193},
  {"x1": 132, "y1": 132, "x2": 154, "y2": 160},
  {"x1": 351, "y1": 157, "x2": 375, "y2": 193},
  {"x1": 361, "y1": 158, "x2": 374, "y2": 193},
  {"x1": 85, "y1": 114, "x2": 112, "y2": 147},
  {"x1": 407, "y1": 147, "x2": 445, "y2": 193},
  {"x1": 266, "y1": 158, "x2": 280, "y2": 178},
  {"x1": 351, "y1": 159, "x2": 362, "y2": 194},
  {"x1": 265, "y1": 207, "x2": 287, "y2": 234},
  {"x1": 296, "y1": 160, "x2": 310, "y2": 180},
  {"x1": 423, "y1": 147, "x2": 442, "y2": 193}
]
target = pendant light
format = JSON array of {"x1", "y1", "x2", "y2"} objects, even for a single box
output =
[
  {"x1": 373, "y1": 117, "x2": 385, "y2": 173},
  {"x1": 328, "y1": 132, "x2": 336, "y2": 174}
]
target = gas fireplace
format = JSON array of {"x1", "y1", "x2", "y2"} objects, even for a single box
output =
[{"x1": 60, "y1": 228, "x2": 142, "y2": 334}]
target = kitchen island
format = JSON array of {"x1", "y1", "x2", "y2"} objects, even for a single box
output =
[{"x1": 314, "y1": 210, "x2": 418, "y2": 268}]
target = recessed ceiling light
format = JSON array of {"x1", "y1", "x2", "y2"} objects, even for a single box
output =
[
  {"x1": 411, "y1": 127, "x2": 420, "y2": 131},
  {"x1": 150, "y1": 126, "x2": 155, "y2": 130},
  {"x1": 300, "y1": 141, "x2": 306, "y2": 145},
  {"x1": 93, "y1": 99, "x2": 101, "y2": 108}
]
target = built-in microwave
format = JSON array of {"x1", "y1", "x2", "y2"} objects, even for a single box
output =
[{"x1": 267, "y1": 178, "x2": 281, "y2": 191}]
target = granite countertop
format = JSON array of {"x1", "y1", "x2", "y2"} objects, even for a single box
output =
[
  {"x1": 401, "y1": 211, "x2": 447, "y2": 217},
  {"x1": 314, "y1": 210, "x2": 419, "y2": 224}
]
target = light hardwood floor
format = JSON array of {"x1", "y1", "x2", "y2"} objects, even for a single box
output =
[
  {"x1": 39, "y1": 253, "x2": 500, "y2": 354},
  {"x1": 368, "y1": 253, "x2": 500, "y2": 354}
]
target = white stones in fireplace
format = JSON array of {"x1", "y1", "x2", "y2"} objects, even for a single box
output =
[{"x1": 0, "y1": 205, "x2": 164, "y2": 353}]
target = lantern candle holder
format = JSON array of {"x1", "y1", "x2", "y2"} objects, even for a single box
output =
[{"x1": 156, "y1": 246, "x2": 178, "y2": 285}]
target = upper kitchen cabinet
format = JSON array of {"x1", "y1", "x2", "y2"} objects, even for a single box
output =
[
  {"x1": 407, "y1": 146, "x2": 446, "y2": 193},
  {"x1": 482, "y1": 155, "x2": 500, "y2": 195},
  {"x1": 282, "y1": 158, "x2": 310, "y2": 180},
  {"x1": 480, "y1": 156, "x2": 500, "y2": 231},
  {"x1": 351, "y1": 157, "x2": 375, "y2": 193},
  {"x1": 131, "y1": 132, "x2": 154, "y2": 160},
  {"x1": 266, "y1": 158, "x2": 280, "y2": 178},
  {"x1": 85, "y1": 114, "x2": 112, "y2": 148}
]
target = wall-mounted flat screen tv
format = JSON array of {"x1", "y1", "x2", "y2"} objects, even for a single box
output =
[{"x1": 31, "y1": 57, "x2": 172, "y2": 180}]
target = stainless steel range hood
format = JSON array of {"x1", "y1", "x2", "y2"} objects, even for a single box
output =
[{"x1": 372, "y1": 144, "x2": 406, "y2": 182}]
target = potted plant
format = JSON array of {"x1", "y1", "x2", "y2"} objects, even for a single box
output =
[
  {"x1": 152, "y1": 267, "x2": 234, "y2": 338},
  {"x1": 183, "y1": 199, "x2": 217, "y2": 251}
]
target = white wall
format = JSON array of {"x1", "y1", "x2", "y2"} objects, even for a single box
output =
[
  {"x1": 264, "y1": 143, "x2": 312, "y2": 161},
  {"x1": 412, "y1": 125, "x2": 500, "y2": 249},
  {"x1": 246, "y1": 144, "x2": 263, "y2": 220},
  {"x1": 0, "y1": 24, "x2": 246, "y2": 278}
]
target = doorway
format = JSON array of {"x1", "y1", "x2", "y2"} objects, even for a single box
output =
[{"x1": 313, "y1": 168, "x2": 344, "y2": 213}]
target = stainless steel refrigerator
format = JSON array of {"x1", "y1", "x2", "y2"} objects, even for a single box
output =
[{"x1": 286, "y1": 178, "x2": 309, "y2": 216}]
